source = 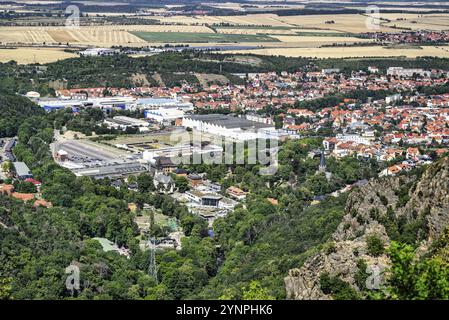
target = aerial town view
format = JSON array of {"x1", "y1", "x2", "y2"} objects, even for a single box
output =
[{"x1": 1, "y1": 0, "x2": 449, "y2": 311}]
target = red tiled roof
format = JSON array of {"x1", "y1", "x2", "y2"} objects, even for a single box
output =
[{"x1": 11, "y1": 193, "x2": 35, "y2": 202}]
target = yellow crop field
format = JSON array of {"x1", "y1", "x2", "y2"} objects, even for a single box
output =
[
  {"x1": 0, "y1": 48, "x2": 77, "y2": 64},
  {"x1": 270, "y1": 35, "x2": 375, "y2": 44},
  {"x1": 277, "y1": 14, "x2": 401, "y2": 33},
  {"x1": 0, "y1": 25, "x2": 213, "y2": 46},
  {"x1": 155, "y1": 13, "x2": 293, "y2": 27},
  {"x1": 0, "y1": 29, "x2": 54, "y2": 44},
  {"x1": 216, "y1": 28, "x2": 298, "y2": 35},
  {"x1": 214, "y1": 14, "x2": 292, "y2": 26},
  {"x1": 1, "y1": 12, "x2": 448, "y2": 63},
  {"x1": 382, "y1": 14, "x2": 449, "y2": 31},
  {"x1": 216, "y1": 28, "x2": 347, "y2": 36},
  {"x1": 221, "y1": 45, "x2": 449, "y2": 59},
  {"x1": 293, "y1": 29, "x2": 346, "y2": 34}
]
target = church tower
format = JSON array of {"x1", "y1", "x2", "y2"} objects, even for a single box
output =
[{"x1": 319, "y1": 151, "x2": 326, "y2": 172}]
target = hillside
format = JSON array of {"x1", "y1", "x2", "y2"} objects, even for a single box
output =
[
  {"x1": 285, "y1": 157, "x2": 449, "y2": 300},
  {"x1": 0, "y1": 90, "x2": 44, "y2": 137}
]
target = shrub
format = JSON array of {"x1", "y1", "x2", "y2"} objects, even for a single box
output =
[
  {"x1": 324, "y1": 241, "x2": 337, "y2": 254},
  {"x1": 379, "y1": 195, "x2": 388, "y2": 206},
  {"x1": 319, "y1": 272, "x2": 360, "y2": 300},
  {"x1": 366, "y1": 234, "x2": 385, "y2": 257},
  {"x1": 354, "y1": 259, "x2": 369, "y2": 290},
  {"x1": 356, "y1": 214, "x2": 366, "y2": 225}
]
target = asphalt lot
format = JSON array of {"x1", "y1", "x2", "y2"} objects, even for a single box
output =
[
  {"x1": 0, "y1": 137, "x2": 16, "y2": 180},
  {"x1": 56, "y1": 140, "x2": 119, "y2": 163},
  {"x1": 0, "y1": 138, "x2": 15, "y2": 162}
]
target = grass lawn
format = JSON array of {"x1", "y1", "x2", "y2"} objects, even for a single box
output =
[{"x1": 131, "y1": 31, "x2": 279, "y2": 43}]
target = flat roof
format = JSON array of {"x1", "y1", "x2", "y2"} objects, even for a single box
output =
[
  {"x1": 188, "y1": 190, "x2": 222, "y2": 200},
  {"x1": 13, "y1": 162, "x2": 32, "y2": 177},
  {"x1": 184, "y1": 114, "x2": 274, "y2": 130},
  {"x1": 137, "y1": 98, "x2": 191, "y2": 105},
  {"x1": 73, "y1": 162, "x2": 148, "y2": 177}
]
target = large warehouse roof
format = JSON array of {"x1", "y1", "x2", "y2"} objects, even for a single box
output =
[
  {"x1": 72, "y1": 162, "x2": 148, "y2": 178},
  {"x1": 184, "y1": 114, "x2": 273, "y2": 130}
]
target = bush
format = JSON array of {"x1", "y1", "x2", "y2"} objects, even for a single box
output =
[
  {"x1": 319, "y1": 272, "x2": 360, "y2": 300},
  {"x1": 354, "y1": 259, "x2": 369, "y2": 290},
  {"x1": 366, "y1": 234, "x2": 385, "y2": 257},
  {"x1": 379, "y1": 195, "x2": 388, "y2": 206},
  {"x1": 324, "y1": 241, "x2": 336, "y2": 254}
]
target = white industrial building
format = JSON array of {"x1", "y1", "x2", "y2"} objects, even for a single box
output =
[
  {"x1": 386, "y1": 93, "x2": 402, "y2": 105},
  {"x1": 143, "y1": 144, "x2": 223, "y2": 163},
  {"x1": 387, "y1": 67, "x2": 431, "y2": 78},
  {"x1": 35, "y1": 97, "x2": 136, "y2": 112},
  {"x1": 85, "y1": 97, "x2": 136, "y2": 110},
  {"x1": 144, "y1": 108, "x2": 185, "y2": 124},
  {"x1": 79, "y1": 48, "x2": 118, "y2": 57},
  {"x1": 322, "y1": 68, "x2": 341, "y2": 75},
  {"x1": 246, "y1": 113, "x2": 273, "y2": 125},
  {"x1": 182, "y1": 114, "x2": 276, "y2": 141},
  {"x1": 136, "y1": 97, "x2": 193, "y2": 111},
  {"x1": 135, "y1": 97, "x2": 193, "y2": 123},
  {"x1": 103, "y1": 116, "x2": 150, "y2": 132},
  {"x1": 335, "y1": 133, "x2": 371, "y2": 145}
]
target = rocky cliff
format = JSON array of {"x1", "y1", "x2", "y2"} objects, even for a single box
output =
[{"x1": 285, "y1": 157, "x2": 449, "y2": 300}]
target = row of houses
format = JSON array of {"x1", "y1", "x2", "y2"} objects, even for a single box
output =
[{"x1": 0, "y1": 183, "x2": 52, "y2": 208}]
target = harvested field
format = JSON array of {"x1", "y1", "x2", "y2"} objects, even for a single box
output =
[
  {"x1": 2, "y1": 12, "x2": 449, "y2": 63},
  {"x1": 382, "y1": 14, "x2": 449, "y2": 31},
  {"x1": 154, "y1": 13, "x2": 293, "y2": 27},
  {"x1": 0, "y1": 29, "x2": 54, "y2": 43},
  {"x1": 67, "y1": 29, "x2": 144, "y2": 44},
  {"x1": 277, "y1": 14, "x2": 398, "y2": 33},
  {"x1": 0, "y1": 25, "x2": 213, "y2": 46},
  {"x1": 0, "y1": 47, "x2": 77, "y2": 64},
  {"x1": 47, "y1": 30, "x2": 77, "y2": 43},
  {"x1": 271, "y1": 35, "x2": 374, "y2": 44},
  {"x1": 220, "y1": 45, "x2": 449, "y2": 59},
  {"x1": 216, "y1": 28, "x2": 298, "y2": 35},
  {"x1": 131, "y1": 31, "x2": 279, "y2": 43}
]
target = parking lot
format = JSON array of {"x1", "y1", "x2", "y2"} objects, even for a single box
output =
[
  {"x1": 0, "y1": 137, "x2": 16, "y2": 180},
  {"x1": 0, "y1": 138, "x2": 16, "y2": 163},
  {"x1": 55, "y1": 140, "x2": 130, "y2": 165}
]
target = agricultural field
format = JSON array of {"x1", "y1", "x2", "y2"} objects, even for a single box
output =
[
  {"x1": 269, "y1": 35, "x2": 374, "y2": 45},
  {"x1": 0, "y1": 47, "x2": 76, "y2": 64},
  {"x1": 382, "y1": 14, "x2": 449, "y2": 31},
  {"x1": 222, "y1": 45, "x2": 449, "y2": 59},
  {"x1": 276, "y1": 14, "x2": 397, "y2": 33},
  {"x1": 152, "y1": 13, "x2": 293, "y2": 27},
  {"x1": 1, "y1": 10, "x2": 449, "y2": 63},
  {"x1": 216, "y1": 27, "x2": 299, "y2": 35},
  {"x1": 0, "y1": 25, "x2": 213, "y2": 46},
  {"x1": 131, "y1": 31, "x2": 279, "y2": 43},
  {"x1": 155, "y1": 12, "x2": 449, "y2": 34}
]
